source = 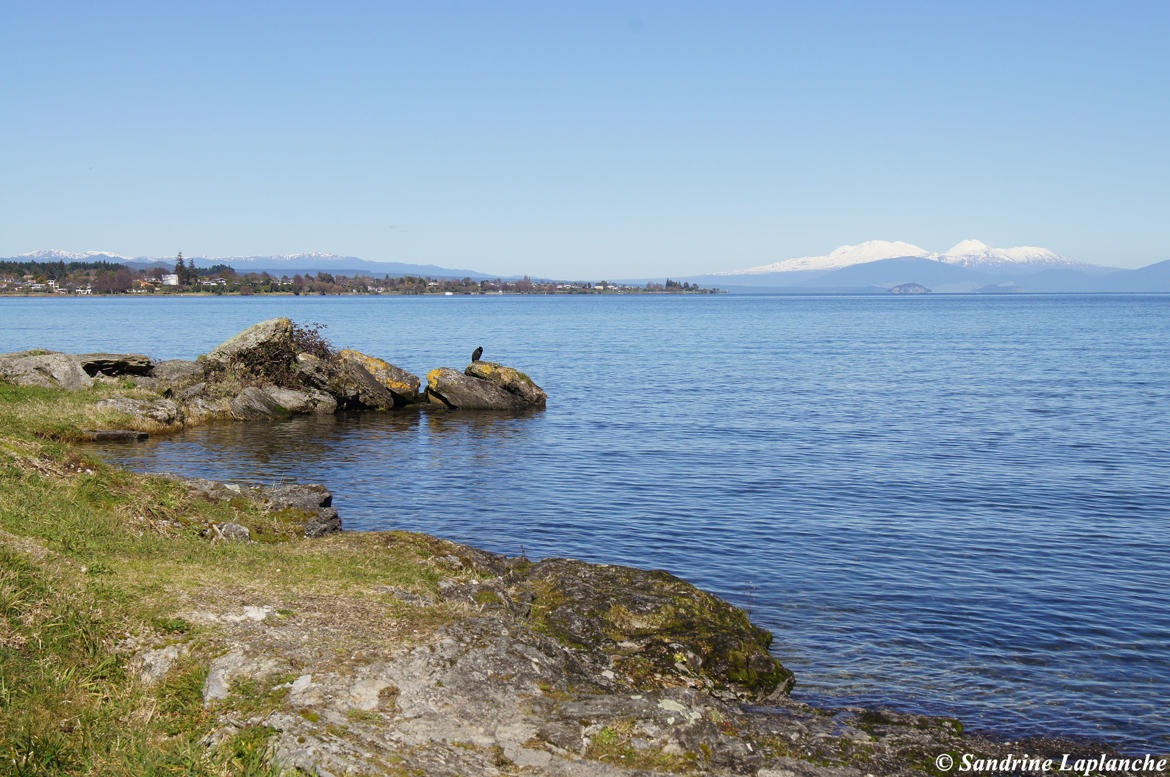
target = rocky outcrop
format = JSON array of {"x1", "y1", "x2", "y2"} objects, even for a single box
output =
[
  {"x1": 2, "y1": 322, "x2": 545, "y2": 435},
  {"x1": 465, "y1": 360, "x2": 547, "y2": 407},
  {"x1": 134, "y1": 529, "x2": 1137, "y2": 777},
  {"x1": 338, "y1": 349, "x2": 420, "y2": 406},
  {"x1": 517, "y1": 558, "x2": 791, "y2": 701},
  {"x1": 0, "y1": 350, "x2": 94, "y2": 390},
  {"x1": 94, "y1": 396, "x2": 184, "y2": 427},
  {"x1": 74, "y1": 352, "x2": 154, "y2": 376},
  {"x1": 173, "y1": 476, "x2": 341, "y2": 538},
  {"x1": 425, "y1": 367, "x2": 531, "y2": 410}
]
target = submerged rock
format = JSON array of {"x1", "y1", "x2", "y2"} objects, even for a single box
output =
[
  {"x1": 424, "y1": 367, "x2": 530, "y2": 410},
  {"x1": 338, "y1": 349, "x2": 420, "y2": 405},
  {"x1": 0, "y1": 350, "x2": 94, "y2": 390}
]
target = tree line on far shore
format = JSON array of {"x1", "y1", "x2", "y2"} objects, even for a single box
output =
[{"x1": 0, "y1": 258, "x2": 720, "y2": 296}]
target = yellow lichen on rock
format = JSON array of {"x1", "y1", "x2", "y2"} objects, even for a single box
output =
[
  {"x1": 338, "y1": 349, "x2": 420, "y2": 404},
  {"x1": 464, "y1": 361, "x2": 546, "y2": 407}
]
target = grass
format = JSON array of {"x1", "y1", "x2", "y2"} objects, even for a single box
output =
[{"x1": 0, "y1": 383, "x2": 471, "y2": 775}]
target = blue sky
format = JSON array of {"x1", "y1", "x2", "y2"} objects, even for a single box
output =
[{"x1": 2, "y1": 1, "x2": 1167, "y2": 277}]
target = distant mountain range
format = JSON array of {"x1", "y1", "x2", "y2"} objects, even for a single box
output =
[
  {"x1": 676, "y1": 239, "x2": 1170, "y2": 293},
  {"x1": 6, "y1": 250, "x2": 502, "y2": 281},
  {"x1": 7, "y1": 241, "x2": 1170, "y2": 292}
]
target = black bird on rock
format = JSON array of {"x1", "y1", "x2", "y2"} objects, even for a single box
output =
[{"x1": 471, "y1": 346, "x2": 483, "y2": 362}]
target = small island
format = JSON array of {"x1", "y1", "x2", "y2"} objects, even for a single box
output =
[{"x1": 889, "y1": 282, "x2": 931, "y2": 294}]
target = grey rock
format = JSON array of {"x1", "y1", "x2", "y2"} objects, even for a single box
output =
[
  {"x1": 210, "y1": 522, "x2": 251, "y2": 542},
  {"x1": 151, "y1": 359, "x2": 205, "y2": 385},
  {"x1": 170, "y1": 476, "x2": 342, "y2": 538},
  {"x1": 263, "y1": 483, "x2": 333, "y2": 512},
  {"x1": 202, "y1": 650, "x2": 284, "y2": 705},
  {"x1": 0, "y1": 350, "x2": 94, "y2": 390},
  {"x1": 205, "y1": 318, "x2": 292, "y2": 364},
  {"x1": 338, "y1": 349, "x2": 421, "y2": 405},
  {"x1": 263, "y1": 386, "x2": 338, "y2": 415},
  {"x1": 295, "y1": 352, "x2": 395, "y2": 411},
  {"x1": 264, "y1": 483, "x2": 340, "y2": 538},
  {"x1": 176, "y1": 381, "x2": 208, "y2": 401},
  {"x1": 74, "y1": 352, "x2": 154, "y2": 376},
  {"x1": 95, "y1": 396, "x2": 184, "y2": 426},
  {"x1": 424, "y1": 367, "x2": 529, "y2": 410},
  {"x1": 303, "y1": 507, "x2": 341, "y2": 538},
  {"x1": 228, "y1": 386, "x2": 288, "y2": 421},
  {"x1": 132, "y1": 643, "x2": 186, "y2": 685},
  {"x1": 183, "y1": 395, "x2": 230, "y2": 425},
  {"x1": 465, "y1": 361, "x2": 547, "y2": 407}
]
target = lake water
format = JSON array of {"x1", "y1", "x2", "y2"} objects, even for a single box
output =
[{"x1": 3, "y1": 294, "x2": 1169, "y2": 751}]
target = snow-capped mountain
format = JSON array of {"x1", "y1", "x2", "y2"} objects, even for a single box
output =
[
  {"x1": 937, "y1": 239, "x2": 1079, "y2": 268},
  {"x1": 18, "y1": 249, "x2": 128, "y2": 261},
  {"x1": 719, "y1": 239, "x2": 1083, "y2": 277},
  {"x1": 5, "y1": 249, "x2": 502, "y2": 280},
  {"x1": 718, "y1": 240, "x2": 931, "y2": 275}
]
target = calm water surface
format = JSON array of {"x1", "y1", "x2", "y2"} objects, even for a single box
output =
[{"x1": 4, "y1": 294, "x2": 1168, "y2": 751}]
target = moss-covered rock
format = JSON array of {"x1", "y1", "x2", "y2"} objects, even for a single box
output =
[{"x1": 517, "y1": 558, "x2": 793, "y2": 701}]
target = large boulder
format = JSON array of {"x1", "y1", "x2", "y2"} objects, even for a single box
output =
[
  {"x1": 204, "y1": 318, "x2": 292, "y2": 364},
  {"x1": 0, "y1": 350, "x2": 94, "y2": 390},
  {"x1": 295, "y1": 353, "x2": 395, "y2": 411},
  {"x1": 73, "y1": 353, "x2": 154, "y2": 376},
  {"x1": 338, "y1": 349, "x2": 420, "y2": 405},
  {"x1": 464, "y1": 361, "x2": 546, "y2": 407},
  {"x1": 424, "y1": 368, "x2": 529, "y2": 410}
]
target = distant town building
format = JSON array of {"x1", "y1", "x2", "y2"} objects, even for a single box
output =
[{"x1": 162, "y1": 274, "x2": 179, "y2": 286}]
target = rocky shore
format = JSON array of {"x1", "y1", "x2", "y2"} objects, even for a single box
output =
[
  {"x1": 0, "y1": 317, "x2": 547, "y2": 436},
  {"x1": 1, "y1": 321, "x2": 1162, "y2": 776}
]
